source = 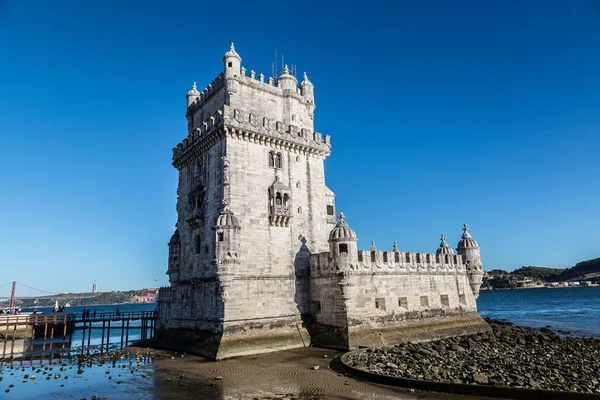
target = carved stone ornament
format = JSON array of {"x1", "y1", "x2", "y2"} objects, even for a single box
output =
[
  {"x1": 263, "y1": 117, "x2": 273, "y2": 131},
  {"x1": 249, "y1": 113, "x2": 259, "y2": 127},
  {"x1": 234, "y1": 109, "x2": 244, "y2": 123}
]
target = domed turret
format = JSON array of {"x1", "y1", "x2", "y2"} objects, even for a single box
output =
[
  {"x1": 277, "y1": 64, "x2": 298, "y2": 91},
  {"x1": 328, "y1": 212, "x2": 358, "y2": 266},
  {"x1": 299, "y1": 72, "x2": 314, "y2": 101},
  {"x1": 457, "y1": 223, "x2": 479, "y2": 250},
  {"x1": 329, "y1": 212, "x2": 357, "y2": 241},
  {"x1": 223, "y1": 42, "x2": 242, "y2": 78},
  {"x1": 167, "y1": 229, "x2": 181, "y2": 284},
  {"x1": 436, "y1": 234, "x2": 454, "y2": 255},
  {"x1": 215, "y1": 208, "x2": 239, "y2": 228},
  {"x1": 186, "y1": 82, "x2": 200, "y2": 108},
  {"x1": 456, "y1": 224, "x2": 483, "y2": 299},
  {"x1": 214, "y1": 204, "x2": 241, "y2": 263}
]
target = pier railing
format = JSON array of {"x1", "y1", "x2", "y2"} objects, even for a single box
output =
[{"x1": 0, "y1": 311, "x2": 157, "y2": 358}]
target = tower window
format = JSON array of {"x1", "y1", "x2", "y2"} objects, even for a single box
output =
[
  {"x1": 326, "y1": 205, "x2": 334, "y2": 215},
  {"x1": 358, "y1": 252, "x2": 363, "y2": 262},
  {"x1": 296, "y1": 182, "x2": 301, "y2": 189},
  {"x1": 375, "y1": 298, "x2": 386, "y2": 311},
  {"x1": 420, "y1": 296, "x2": 429, "y2": 308},
  {"x1": 217, "y1": 232, "x2": 224, "y2": 242},
  {"x1": 339, "y1": 243, "x2": 348, "y2": 253},
  {"x1": 296, "y1": 156, "x2": 300, "y2": 162},
  {"x1": 441, "y1": 295, "x2": 450, "y2": 307},
  {"x1": 275, "y1": 153, "x2": 283, "y2": 168},
  {"x1": 297, "y1": 206, "x2": 302, "y2": 214},
  {"x1": 459, "y1": 294, "x2": 466, "y2": 305},
  {"x1": 398, "y1": 297, "x2": 408, "y2": 309},
  {"x1": 194, "y1": 235, "x2": 201, "y2": 254},
  {"x1": 228, "y1": 62, "x2": 232, "y2": 67},
  {"x1": 283, "y1": 193, "x2": 290, "y2": 206},
  {"x1": 268, "y1": 151, "x2": 275, "y2": 167},
  {"x1": 275, "y1": 193, "x2": 282, "y2": 205}
]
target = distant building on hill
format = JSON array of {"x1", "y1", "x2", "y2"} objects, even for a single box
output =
[{"x1": 92, "y1": 281, "x2": 97, "y2": 293}]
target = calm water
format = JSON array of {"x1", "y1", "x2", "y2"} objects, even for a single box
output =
[{"x1": 477, "y1": 286, "x2": 600, "y2": 337}]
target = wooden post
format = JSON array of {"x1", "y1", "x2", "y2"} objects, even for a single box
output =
[
  {"x1": 106, "y1": 319, "x2": 111, "y2": 350},
  {"x1": 10, "y1": 322, "x2": 17, "y2": 354},
  {"x1": 49, "y1": 324, "x2": 55, "y2": 350},
  {"x1": 125, "y1": 318, "x2": 129, "y2": 345},
  {"x1": 86, "y1": 317, "x2": 92, "y2": 353},
  {"x1": 43, "y1": 316, "x2": 48, "y2": 350},
  {"x1": 100, "y1": 319, "x2": 106, "y2": 353},
  {"x1": 120, "y1": 318, "x2": 124, "y2": 348},
  {"x1": 62, "y1": 314, "x2": 67, "y2": 348},
  {"x1": 80, "y1": 320, "x2": 86, "y2": 354}
]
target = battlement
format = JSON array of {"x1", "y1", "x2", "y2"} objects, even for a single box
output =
[
  {"x1": 310, "y1": 250, "x2": 466, "y2": 277},
  {"x1": 186, "y1": 73, "x2": 225, "y2": 114}
]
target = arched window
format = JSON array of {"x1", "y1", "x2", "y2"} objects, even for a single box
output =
[
  {"x1": 283, "y1": 193, "x2": 289, "y2": 206},
  {"x1": 268, "y1": 151, "x2": 275, "y2": 167},
  {"x1": 275, "y1": 153, "x2": 283, "y2": 168},
  {"x1": 275, "y1": 193, "x2": 282, "y2": 205},
  {"x1": 296, "y1": 182, "x2": 301, "y2": 189}
]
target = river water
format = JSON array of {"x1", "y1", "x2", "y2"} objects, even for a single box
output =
[
  {"x1": 477, "y1": 286, "x2": 600, "y2": 337},
  {"x1": 1, "y1": 288, "x2": 599, "y2": 399}
]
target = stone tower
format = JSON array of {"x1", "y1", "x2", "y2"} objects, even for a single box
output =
[{"x1": 157, "y1": 44, "x2": 335, "y2": 359}]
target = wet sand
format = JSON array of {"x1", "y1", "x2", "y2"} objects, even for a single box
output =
[{"x1": 144, "y1": 346, "x2": 490, "y2": 400}]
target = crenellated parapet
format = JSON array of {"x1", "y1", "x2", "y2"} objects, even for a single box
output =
[
  {"x1": 186, "y1": 73, "x2": 226, "y2": 116},
  {"x1": 310, "y1": 250, "x2": 466, "y2": 277}
]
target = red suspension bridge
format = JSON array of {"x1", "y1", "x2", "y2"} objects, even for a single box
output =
[{"x1": 0, "y1": 281, "x2": 95, "y2": 308}]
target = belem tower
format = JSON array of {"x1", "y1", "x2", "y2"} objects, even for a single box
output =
[{"x1": 156, "y1": 44, "x2": 489, "y2": 359}]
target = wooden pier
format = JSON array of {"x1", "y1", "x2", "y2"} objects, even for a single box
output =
[{"x1": 0, "y1": 311, "x2": 156, "y2": 358}]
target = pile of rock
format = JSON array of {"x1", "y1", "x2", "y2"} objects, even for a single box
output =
[{"x1": 345, "y1": 319, "x2": 600, "y2": 393}]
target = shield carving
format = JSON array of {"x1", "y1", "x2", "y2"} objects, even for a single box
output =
[
  {"x1": 263, "y1": 117, "x2": 273, "y2": 131},
  {"x1": 249, "y1": 113, "x2": 259, "y2": 127}
]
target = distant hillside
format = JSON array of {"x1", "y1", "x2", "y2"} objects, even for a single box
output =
[
  {"x1": 3, "y1": 288, "x2": 158, "y2": 308},
  {"x1": 510, "y1": 266, "x2": 564, "y2": 281},
  {"x1": 556, "y1": 258, "x2": 600, "y2": 281},
  {"x1": 483, "y1": 258, "x2": 600, "y2": 290}
]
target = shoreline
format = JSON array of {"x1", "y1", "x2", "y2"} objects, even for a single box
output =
[{"x1": 345, "y1": 318, "x2": 600, "y2": 395}]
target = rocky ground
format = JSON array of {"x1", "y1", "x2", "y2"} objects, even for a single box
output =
[{"x1": 345, "y1": 318, "x2": 600, "y2": 394}]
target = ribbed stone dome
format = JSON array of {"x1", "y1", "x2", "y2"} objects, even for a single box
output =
[
  {"x1": 457, "y1": 224, "x2": 479, "y2": 249},
  {"x1": 187, "y1": 82, "x2": 199, "y2": 97},
  {"x1": 436, "y1": 234, "x2": 454, "y2": 255},
  {"x1": 329, "y1": 212, "x2": 357, "y2": 241},
  {"x1": 216, "y1": 208, "x2": 239, "y2": 227},
  {"x1": 169, "y1": 229, "x2": 180, "y2": 245},
  {"x1": 223, "y1": 42, "x2": 241, "y2": 60}
]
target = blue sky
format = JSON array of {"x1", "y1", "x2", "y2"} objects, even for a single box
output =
[{"x1": 0, "y1": 1, "x2": 599, "y2": 295}]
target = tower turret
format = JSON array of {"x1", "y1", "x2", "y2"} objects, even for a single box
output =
[
  {"x1": 456, "y1": 224, "x2": 483, "y2": 298},
  {"x1": 186, "y1": 82, "x2": 200, "y2": 109},
  {"x1": 167, "y1": 229, "x2": 181, "y2": 284},
  {"x1": 223, "y1": 42, "x2": 242, "y2": 78},
  {"x1": 436, "y1": 234, "x2": 454, "y2": 255},
  {"x1": 299, "y1": 72, "x2": 314, "y2": 101},
  {"x1": 277, "y1": 65, "x2": 298, "y2": 91},
  {"x1": 214, "y1": 205, "x2": 241, "y2": 303},
  {"x1": 328, "y1": 212, "x2": 358, "y2": 268}
]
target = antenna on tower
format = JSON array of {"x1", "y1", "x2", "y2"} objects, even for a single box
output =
[{"x1": 272, "y1": 49, "x2": 277, "y2": 81}]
